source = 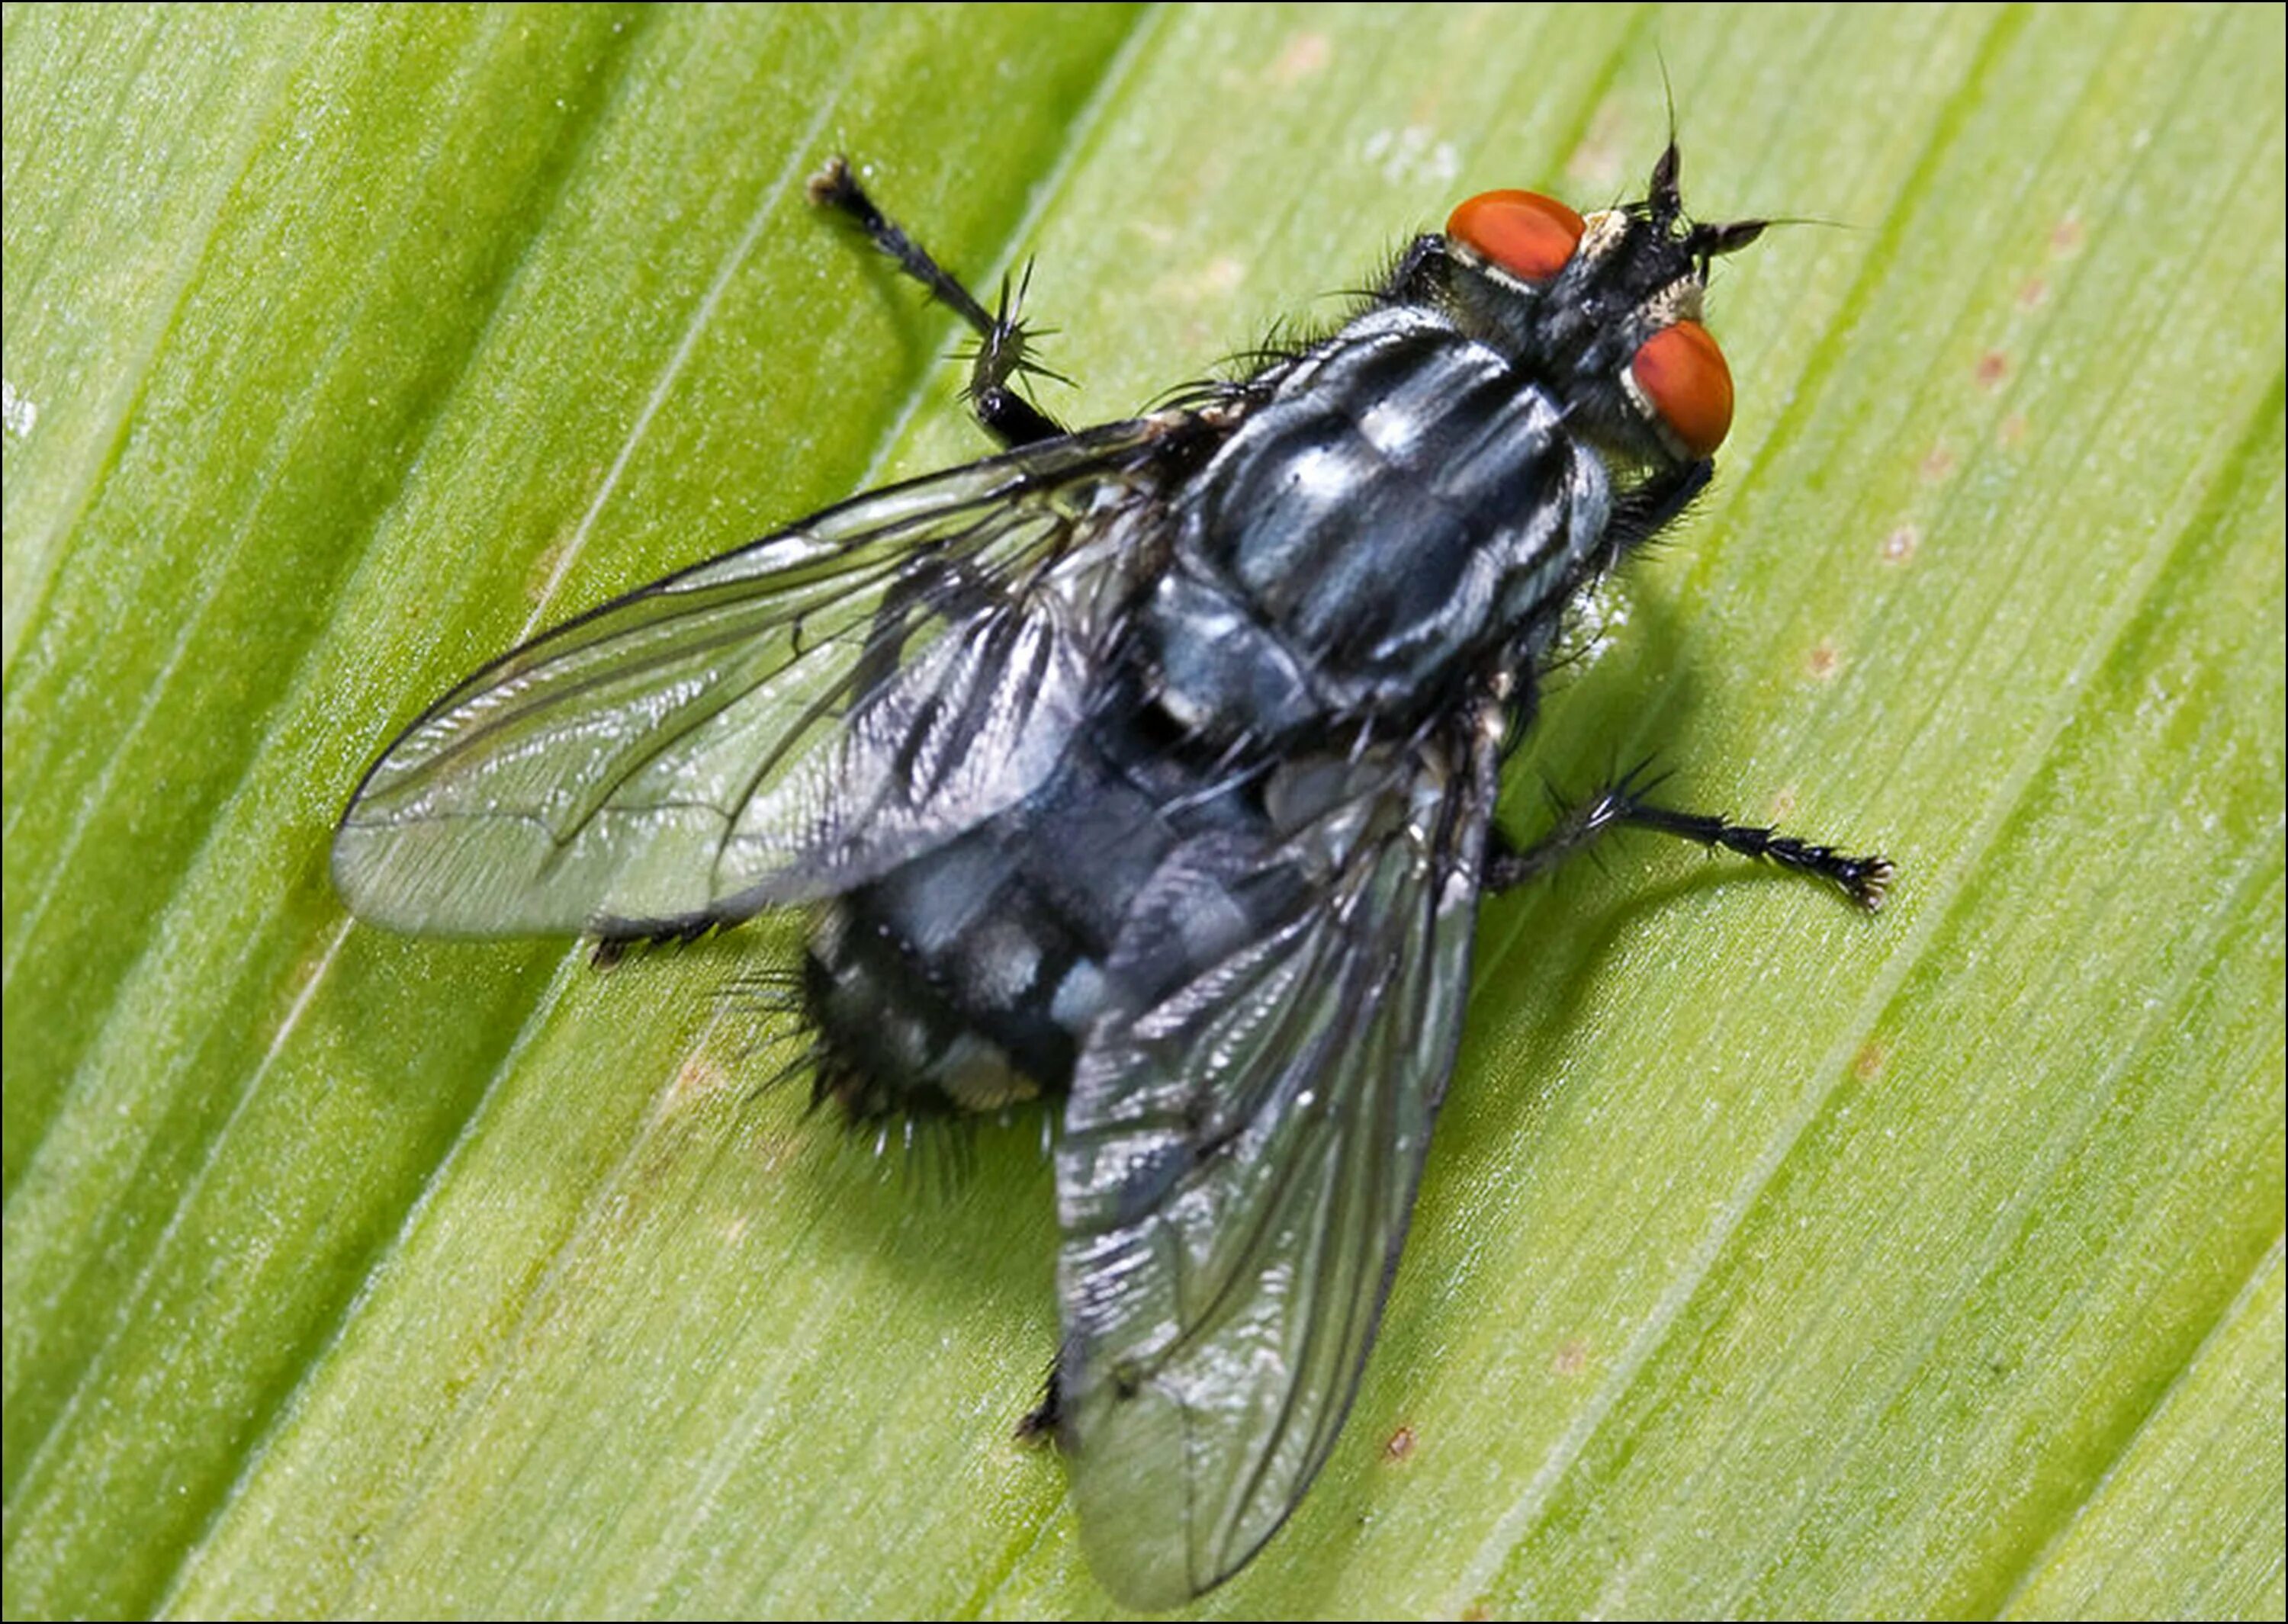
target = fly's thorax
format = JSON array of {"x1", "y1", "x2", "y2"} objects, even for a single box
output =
[{"x1": 1146, "y1": 306, "x2": 1610, "y2": 744}]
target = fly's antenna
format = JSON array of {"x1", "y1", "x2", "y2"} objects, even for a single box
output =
[{"x1": 1659, "y1": 50, "x2": 1679, "y2": 155}]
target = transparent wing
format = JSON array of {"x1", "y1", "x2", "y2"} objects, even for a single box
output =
[
  {"x1": 334, "y1": 418, "x2": 1188, "y2": 937},
  {"x1": 1052, "y1": 710, "x2": 1503, "y2": 1608}
]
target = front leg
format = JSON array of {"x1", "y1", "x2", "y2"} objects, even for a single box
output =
[
  {"x1": 1599, "y1": 458, "x2": 1712, "y2": 564},
  {"x1": 1374, "y1": 231, "x2": 1457, "y2": 307},
  {"x1": 1489, "y1": 761, "x2": 1893, "y2": 910},
  {"x1": 808, "y1": 156, "x2": 1067, "y2": 448}
]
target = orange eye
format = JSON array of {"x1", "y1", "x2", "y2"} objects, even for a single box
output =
[
  {"x1": 1446, "y1": 189, "x2": 1586, "y2": 282},
  {"x1": 1631, "y1": 320, "x2": 1733, "y2": 458}
]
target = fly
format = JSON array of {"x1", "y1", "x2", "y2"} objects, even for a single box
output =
[{"x1": 334, "y1": 146, "x2": 1891, "y2": 1607}]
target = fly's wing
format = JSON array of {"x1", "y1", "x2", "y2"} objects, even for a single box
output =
[
  {"x1": 1052, "y1": 708, "x2": 1503, "y2": 1607},
  {"x1": 334, "y1": 418, "x2": 1189, "y2": 937}
]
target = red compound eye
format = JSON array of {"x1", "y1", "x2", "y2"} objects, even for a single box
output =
[
  {"x1": 1631, "y1": 319, "x2": 1733, "y2": 457},
  {"x1": 1446, "y1": 189, "x2": 1586, "y2": 282}
]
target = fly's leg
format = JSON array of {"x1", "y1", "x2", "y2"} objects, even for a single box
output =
[
  {"x1": 1378, "y1": 233, "x2": 1453, "y2": 303},
  {"x1": 1489, "y1": 762, "x2": 1893, "y2": 910},
  {"x1": 1601, "y1": 458, "x2": 1711, "y2": 560},
  {"x1": 808, "y1": 156, "x2": 1067, "y2": 448},
  {"x1": 1014, "y1": 1359, "x2": 1063, "y2": 1446}
]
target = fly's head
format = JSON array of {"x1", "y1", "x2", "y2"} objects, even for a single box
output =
[{"x1": 1441, "y1": 142, "x2": 1767, "y2": 467}]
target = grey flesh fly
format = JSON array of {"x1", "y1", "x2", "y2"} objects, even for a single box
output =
[{"x1": 334, "y1": 147, "x2": 1890, "y2": 1608}]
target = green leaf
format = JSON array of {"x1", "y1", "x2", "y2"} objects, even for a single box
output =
[{"x1": 6, "y1": 5, "x2": 2280, "y2": 1618}]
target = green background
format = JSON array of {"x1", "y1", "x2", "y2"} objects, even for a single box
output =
[{"x1": 6, "y1": 5, "x2": 2282, "y2": 1617}]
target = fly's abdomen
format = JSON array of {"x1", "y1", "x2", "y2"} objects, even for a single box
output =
[
  {"x1": 1150, "y1": 306, "x2": 1610, "y2": 742},
  {"x1": 802, "y1": 848, "x2": 1072, "y2": 1122},
  {"x1": 802, "y1": 701, "x2": 1304, "y2": 1122}
]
